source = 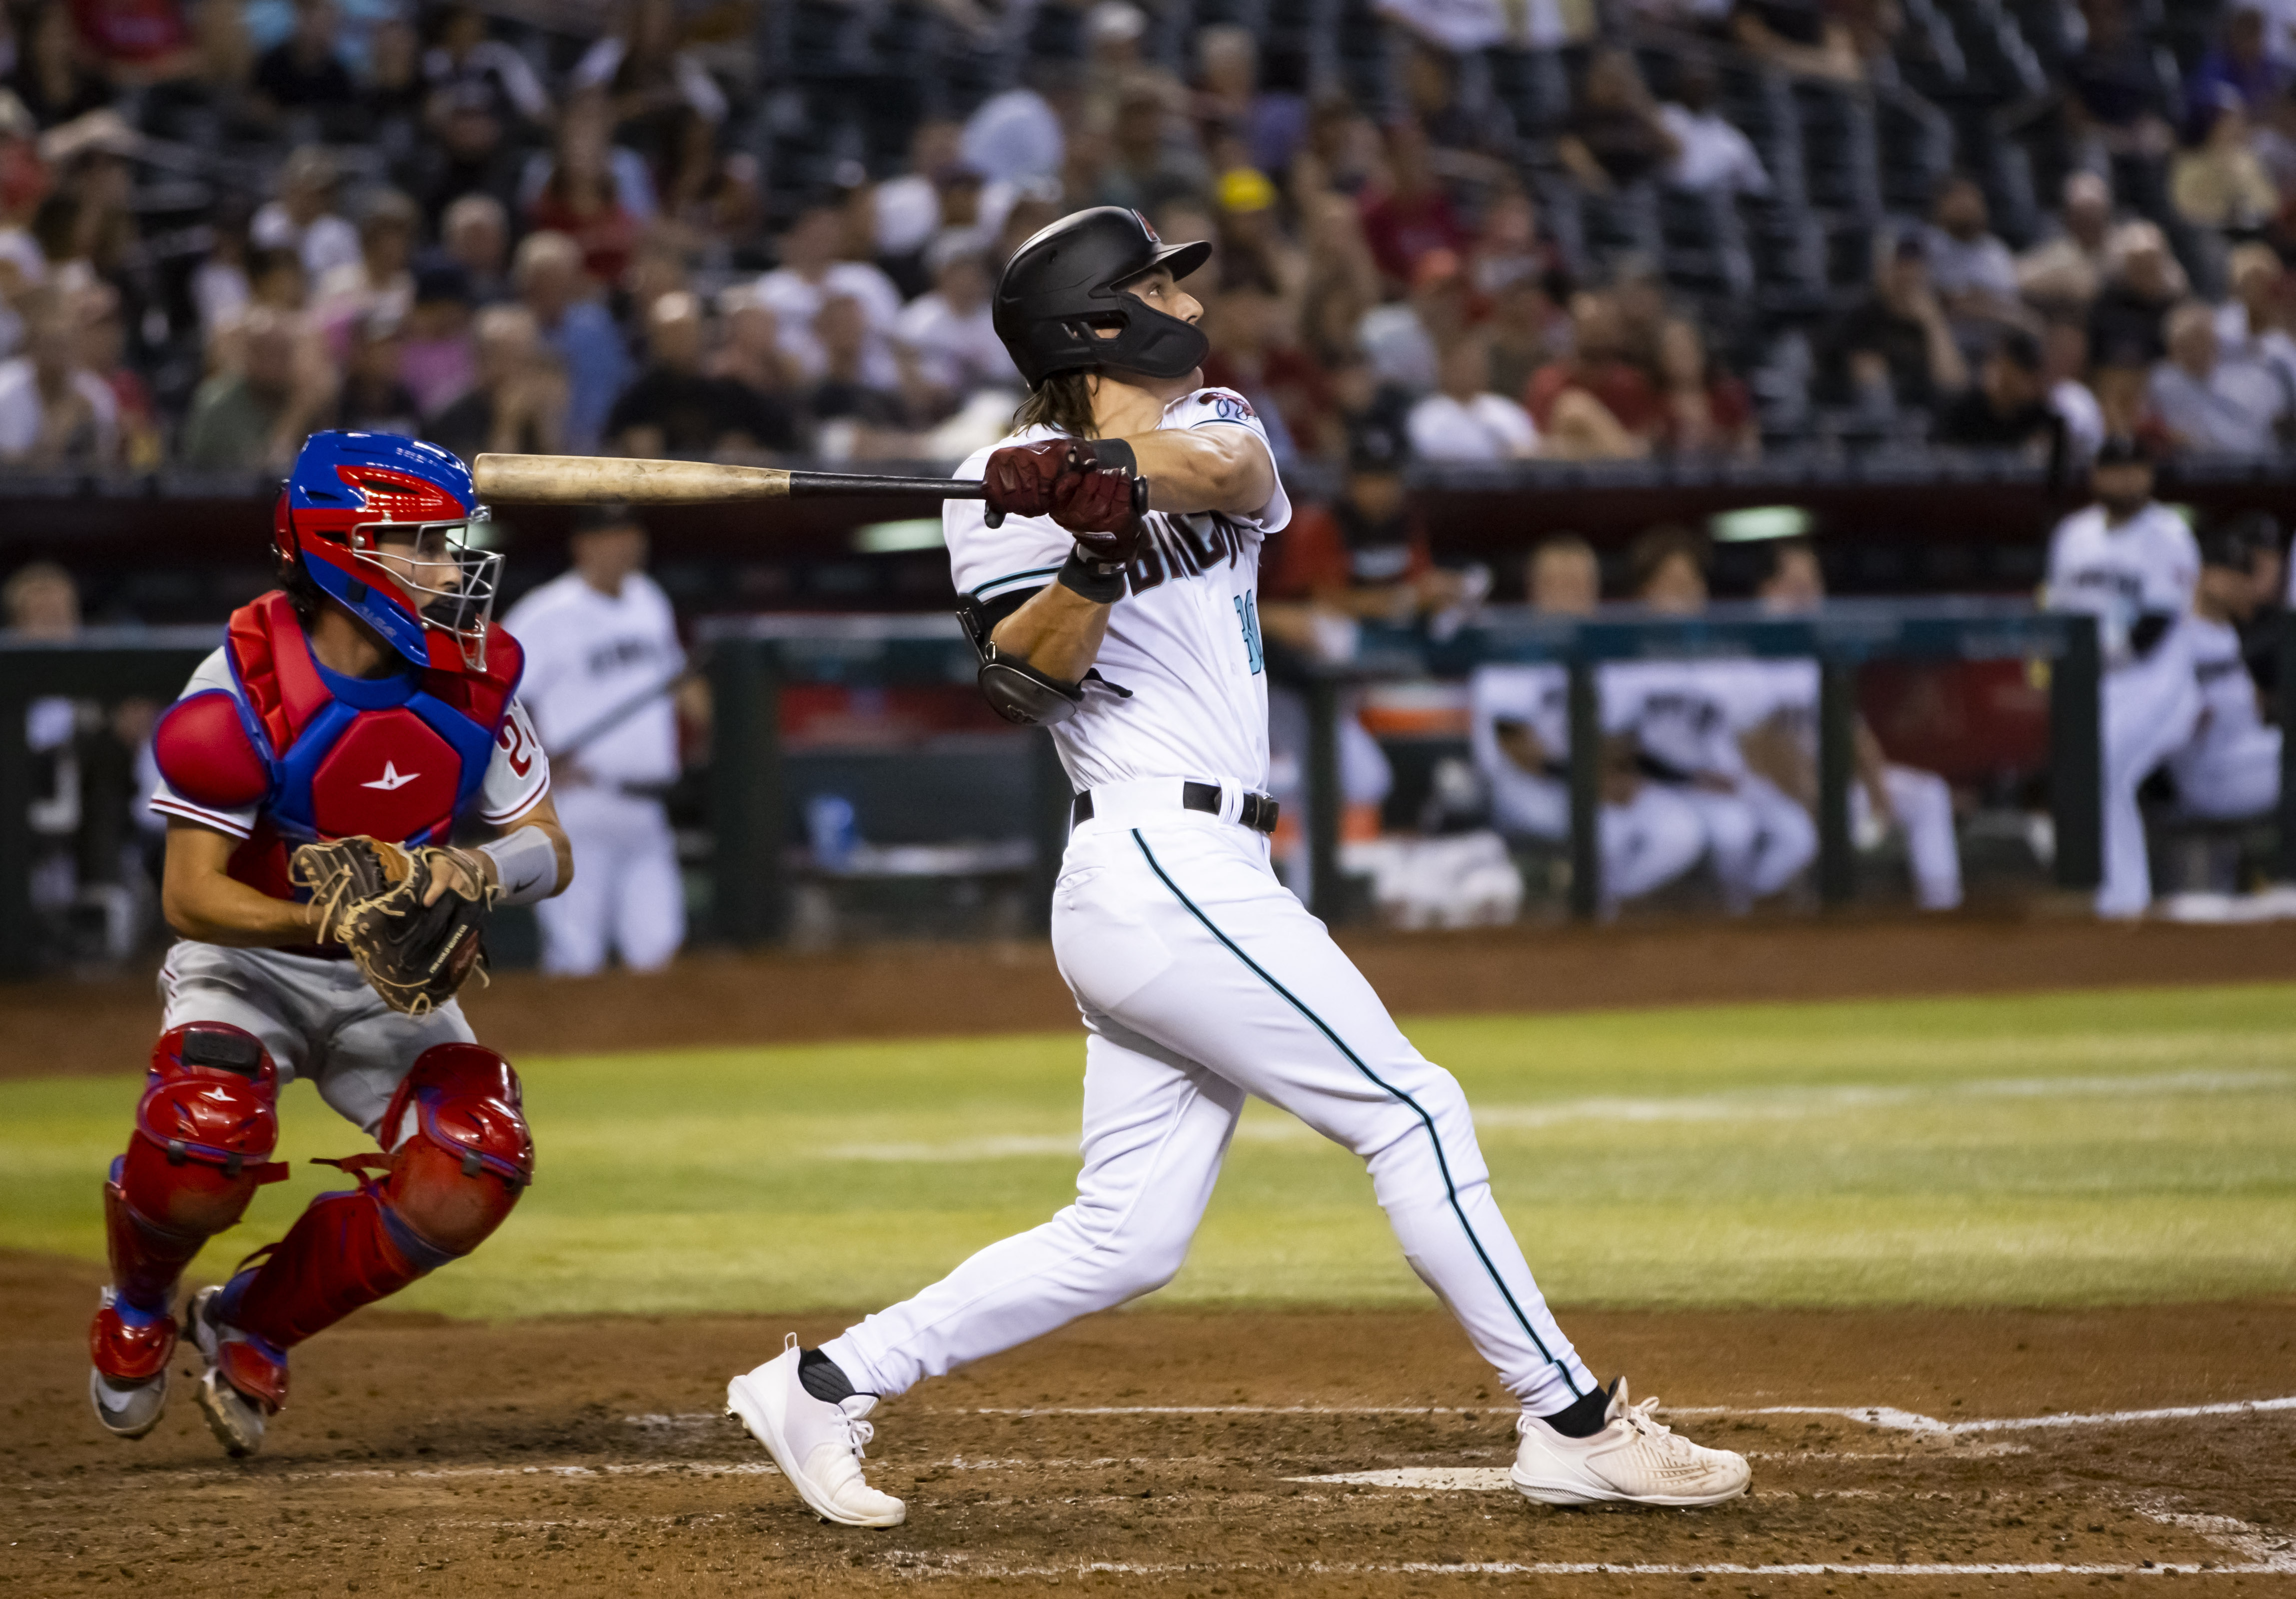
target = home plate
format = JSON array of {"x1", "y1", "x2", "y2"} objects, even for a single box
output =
[{"x1": 1289, "y1": 1468, "x2": 1516, "y2": 1491}]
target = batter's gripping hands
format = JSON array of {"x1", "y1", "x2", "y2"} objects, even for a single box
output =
[
  {"x1": 981, "y1": 439, "x2": 1149, "y2": 528},
  {"x1": 291, "y1": 837, "x2": 497, "y2": 1016}
]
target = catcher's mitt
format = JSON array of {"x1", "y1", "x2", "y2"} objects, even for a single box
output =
[{"x1": 291, "y1": 837, "x2": 498, "y2": 1016}]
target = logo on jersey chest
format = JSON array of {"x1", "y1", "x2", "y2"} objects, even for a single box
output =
[
  {"x1": 309, "y1": 710, "x2": 459, "y2": 840},
  {"x1": 586, "y1": 635, "x2": 660, "y2": 677},
  {"x1": 1126, "y1": 512, "x2": 1247, "y2": 595}
]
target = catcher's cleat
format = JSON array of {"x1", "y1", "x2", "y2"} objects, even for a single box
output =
[
  {"x1": 726, "y1": 1335, "x2": 906, "y2": 1528},
  {"x1": 1510, "y1": 1378, "x2": 1751, "y2": 1508},
  {"x1": 88, "y1": 1288, "x2": 176, "y2": 1439},
  {"x1": 187, "y1": 1286, "x2": 286, "y2": 1458}
]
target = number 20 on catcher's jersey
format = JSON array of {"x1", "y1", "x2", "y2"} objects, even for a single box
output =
[{"x1": 1234, "y1": 592, "x2": 1264, "y2": 675}]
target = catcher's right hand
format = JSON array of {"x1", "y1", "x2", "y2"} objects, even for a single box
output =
[{"x1": 292, "y1": 837, "x2": 497, "y2": 1017}]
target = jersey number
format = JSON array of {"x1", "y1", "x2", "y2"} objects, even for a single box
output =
[{"x1": 1234, "y1": 592, "x2": 1264, "y2": 675}]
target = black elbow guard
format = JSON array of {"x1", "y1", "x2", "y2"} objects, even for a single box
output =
[
  {"x1": 979, "y1": 649, "x2": 1085, "y2": 725},
  {"x1": 2129, "y1": 612, "x2": 2174, "y2": 658}
]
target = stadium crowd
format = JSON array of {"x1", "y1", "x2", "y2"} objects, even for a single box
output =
[{"x1": 0, "y1": 0, "x2": 2284, "y2": 473}]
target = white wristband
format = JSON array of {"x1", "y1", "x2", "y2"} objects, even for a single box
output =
[{"x1": 479, "y1": 825, "x2": 559, "y2": 906}]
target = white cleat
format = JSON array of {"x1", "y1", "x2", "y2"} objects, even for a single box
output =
[
  {"x1": 88, "y1": 1368, "x2": 169, "y2": 1439},
  {"x1": 187, "y1": 1287, "x2": 268, "y2": 1458},
  {"x1": 1511, "y1": 1378, "x2": 1751, "y2": 1508},
  {"x1": 726, "y1": 1335, "x2": 905, "y2": 1528}
]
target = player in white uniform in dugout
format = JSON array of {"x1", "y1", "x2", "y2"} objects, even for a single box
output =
[
  {"x1": 2042, "y1": 441, "x2": 2201, "y2": 918},
  {"x1": 2165, "y1": 514, "x2": 2283, "y2": 827},
  {"x1": 501, "y1": 503, "x2": 691, "y2": 974},
  {"x1": 720, "y1": 207, "x2": 1751, "y2": 1526},
  {"x1": 1468, "y1": 535, "x2": 1707, "y2": 910}
]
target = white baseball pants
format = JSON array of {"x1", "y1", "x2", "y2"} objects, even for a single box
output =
[
  {"x1": 1486, "y1": 769, "x2": 1707, "y2": 905},
  {"x1": 1858, "y1": 765, "x2": 1963, "y2": 910},
  {"x1": 822, "y1": 798, "x2": 1598, "y2": 1416},
  {"x1": 535, "y1": 788, "x2": 685, "y2": 976},
  {"x1": 2169, "y1": 726, "x2": 2282, "y2": 821},
  {"x1": 2097, "y1": 659, "x2": 2203, "y2": 918},
  {"x1": 1677, "y1": 775, "x2": 1818, "y2": 913}
]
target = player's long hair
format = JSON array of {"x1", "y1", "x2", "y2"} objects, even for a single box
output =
[
  {"x1": 277, "y1": 548, "x2": 327, "y2": 628},
  {"x1": 1013, "y1": 371, "x2": 1099, "y2": 438}
]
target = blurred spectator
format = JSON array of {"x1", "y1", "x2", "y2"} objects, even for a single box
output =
[
  {"x1": 524, "y1": 88, "x2": 647, "y2": 289},
  {"x1": 252, "y1": 146, "x2": 360, "y2": 282},
  {"x1": 1485, "y1": 270, "x2": 1573, "y2": 401},
  {"x1": 1200, "y1": 265, "x2": 1319, "y2": 459},
  {"x1": 421, "y1": 3, "x2": 551, "y2": 130},
  {"x1": 2087, "y1": 221, "x2": 2189, "y2": 368},
  {"x1": 1214, "y1": 167, "x2": 1306, "y2": 302},
  {"x1": 608, "y1": 289, "x2": 795, "y2": 457},
  {"x1": 1923, "y1": 176, "x2": 2025, "y2": 339},
  {"x1": 2016, "y1": 172, "x2": 2117, "y2": 313},
  {"x1": 755, "y1": 200, "x2": 903, "y2": 387},
  {"x1": 1655, "y1": 318, "x2": 1758, "y2": 459},
  {"x1": 1096, "y1": 85, "x2": 1210, "y2": 216},
  {"x1": 1937, "y1": 329, "x2": 2061, "y2": 455},
  {"x1": 76, "y1": 280, "x2": 156, "y2": 468},
  {"x1": 330, "y1": 309, "x2": 420, "y2": 435},
  {"x1": 2064, "y1": 0, "x2": 2177, "y2": 165},
  {"x1": 1558, "y1": 49, "x2": 1678, "y2": 192},
  {"x1": 1359, "y1": 247, "x2": 1471, "y2": 394},
  {"x1": 2149, "y1": 299, "x2": 2290, "y2": 454},
  {"x1": 1525, "y1": 291, "x2": 1663, "y2": 459},
  {"x1": 2044, "y1": 320, "x2": 2108, "y2": 459},
  {"x1": 1408, "y1": 336, "x2": 1539, "y2": 461},
  {"x1": 2171, "y1": 91, "x2": 2281, "y2": 231},
  {"x1": 2254, "y1": 82, "x2": 2296, "y2": 195},
  {"x1": 514, "y1": 229, "x2": 629, "y2": 452},
  {"x1": 960, "y1": 63, "x2": 1067, "y2": 187},
  {"x1": 1296, "y1": 190, "x2": 1384, "y2": 365},
  {"x1": 1732, "y1": 0, "x2": 1868, "y2": 81},
  {"x1": 711, "y1": 283, "x2": 803, "y2": 402},
  {"x1": 2215, "y1": 242, "x2": 2296, "y2": 401},
  {"x1": 1822, "y1": 235, "x2": 1967, "y2": 413},
  {"x1": 1263, "y1": 421, "x2": 1450, "y2": 614},
  {"x1": 439, "y1": 193, "x2": 510, "y2": 304},
  {"x1": 1465, "y1": 184, "x2": 1560, "y2": 295},
  {"x1": 313, "y1": 187, "x2": 418, "y2": 333},
  {"x1": 362, "y1": 18, "x2": 425, "y2": 155},
  {"x1": 570, "y1": 0, "x2": 727, "y2": 213},
  {"x1": 2091, "y1": 345, "x2": 2169, "y2": 452},
  {"x1": 2190, "y1": 6, "x2": 2284, "y2": 122},
  {"x1": 10, "y1": 3, "x2": 111, "y2": 128},
  {"x1": 1609, "y1": 256, "x2": 1672, "y2": 377},
  {"x1": 1084, "y1": 1, "x2": 1184, "y2": 130},
  {"x1": 252, "y1": 0, "x2": 354, "y2": 126},
  {"x1": 0, "y1": 292, "x2": 116, "y2": 465},
  {"x1": 1658, "y1": 61, "x2": 1770, "y2": 196},
  {"x1": 405, "y1": 84, "x2": 524, "y2": 232},
  {"x1": 1400, "y1": 42, "x2": 1512, "y2": 160},
  {"x1": 398, "y1": 262, "x2": 477, "y2": 418},
  {"x1": 1358, "y1": 119, "x2": 1467, "y2": 288},
  {"x1": 180, "y1": 307, "x2": 333, "y2": 471},
  {"x1": 1196, "y1": 24, "x2": 1307, "y2": 179},
  {"x1": 805, "y1": 294, "x2": 908, "y2": 437},
  {"x1": 427, "y1": 302, "x2": 567, "y2": 458},
  {"x1": 892, "y1": 242, "x2": 1014, "y2": 414}
]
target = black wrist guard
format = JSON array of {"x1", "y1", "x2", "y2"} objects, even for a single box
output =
[
  {"x1": 1087, "y1": 436, "x2": 1138, "y2": 477},
  {"x1": 1057, "y1": 547, "x2": 1128, "y2": 604}
]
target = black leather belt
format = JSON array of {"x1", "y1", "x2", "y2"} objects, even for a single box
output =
[{"x1": 1071, "y1": 782, "x2": 1280, "y2": 835}]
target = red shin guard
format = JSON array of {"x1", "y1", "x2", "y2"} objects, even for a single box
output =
[
  {"x1": 227, "y1": 1045, "x2": 531, "y2": 1351},
  {"x1": 104, "y1": 1024, "x2": 287, "y2": 1315}
]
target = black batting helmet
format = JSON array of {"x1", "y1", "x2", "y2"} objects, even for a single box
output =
[{"x1": 992, "y1": 207, "x2": 1212, "y2": 389}]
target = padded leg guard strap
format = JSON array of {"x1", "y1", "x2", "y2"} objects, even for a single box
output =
[{"x1": 225, "y1": 1045, "x2": 531, "y2": 1351}]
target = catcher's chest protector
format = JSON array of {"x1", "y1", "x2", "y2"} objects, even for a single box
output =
[{"x1": 156, "y1": 593, "x2": 526, "y2": 896}]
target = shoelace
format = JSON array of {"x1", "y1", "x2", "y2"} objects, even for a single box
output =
[
  {"x1": 1616, "y1": 1394, "x2": 1678, "y2": 1442},
  {"x1": 838, "y1": 1407, "x2": 876, "y2": 1461}
]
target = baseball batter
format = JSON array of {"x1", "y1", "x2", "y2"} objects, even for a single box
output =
[
  {"x1": 86, "y1": 432, "x2": 570, "y2": 1456},
  {"x1": 501, "y1": 503, "x2": 687, "y2": 976},
  {"x1": 1468, "y1": 536, "x2": 1707, "y2": 909},
  {"x1": 723, "y1": 208, "x2": 1750, "y2": 1526},
  {"x1": 2043, "y1": 441, "x2": 2201, "y2": 917}
]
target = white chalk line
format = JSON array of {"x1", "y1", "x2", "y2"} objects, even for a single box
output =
[
  {"x1": 873, "y1": 1560, "x2": 2287, "y2": 1580},
  {"x1": 818, "y1": 1067, "x2": 2296, "y2": 1161}
]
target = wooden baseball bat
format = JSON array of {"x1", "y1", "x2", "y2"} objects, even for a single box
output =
[{"x1": 473, "y1": 453, "x2": 993, "y2": 505}]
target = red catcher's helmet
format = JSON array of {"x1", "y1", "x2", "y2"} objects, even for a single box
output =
[{"x1": 272, "y1": 432, "x2": 502, "y2": 672}]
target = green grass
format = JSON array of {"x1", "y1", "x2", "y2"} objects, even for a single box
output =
[{"x1": 5, "y1": 984, "x2": 2293, "y2": 1319}]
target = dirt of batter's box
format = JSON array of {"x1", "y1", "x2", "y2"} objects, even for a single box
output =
[
  {"x1": 12, "y1": 913, "x2": 2296, "y2": 1079},
  {"x1": 7, "y1": 1252, "x2": 2294, "y2": 1598}
]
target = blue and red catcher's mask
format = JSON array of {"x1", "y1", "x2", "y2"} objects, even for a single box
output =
[{"x1": 273, "y1": 432, "x2": 502, "y2": 673}]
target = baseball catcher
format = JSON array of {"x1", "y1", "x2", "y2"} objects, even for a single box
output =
[{"x1": 86, "y1": 431, "x2": 571, "y2": 1457}]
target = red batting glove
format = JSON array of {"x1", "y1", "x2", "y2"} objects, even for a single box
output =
[
  {"x1": 1052, "y1": 468, "x2": 1146, "y2": 566},
  {"x1": 982, "y1": 440, "x2": 1077, "y2": 521}
]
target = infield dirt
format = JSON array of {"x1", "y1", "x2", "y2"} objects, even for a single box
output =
[{"x1": 7, "y1": 1250, "x2": 2294, "y2": 1597}]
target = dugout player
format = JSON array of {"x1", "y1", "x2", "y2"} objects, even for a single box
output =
[
  {"x1": 723, "y1": 207, "x2": 1751, "y2": 1526},
  {"x1": 86, "y1": 432, "x2": 570, "y2": 1456},
  {"x1": 2043, "y1": 438, "x2": 2201, "y2": 917},
  {"x1": 1467, "y1": 535, "x2": 1706, "y2": 910},
  {"x1": 501, "y1": 502, "x2": 689, "y2": 975},
  {"x1": 2165, "y1": 516, "x2": 2282, "y2": 826}
]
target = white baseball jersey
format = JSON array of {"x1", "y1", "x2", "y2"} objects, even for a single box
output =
[
  {"x1": 502, "y1": 570, "x2": 684, "y2": 786},
  {"x1": 1468, "y1": 663, "x2": 1569, "y2": 776},
  {"x1": 2044, "y1": 502, "x2": 2200, "y2": 669},
  {"x1": 1601, "y1": 659, "x2": 1748, "y2": 779},
  {"x1": 948, "y1": 387, "x2": 1293, "y2": 794},
  {"x1": 2178, "y1": 616, "x2": 2267, "y2": 767},
  {"x1": 146, "y1": 648, "x2": 550, "y2": 839}
]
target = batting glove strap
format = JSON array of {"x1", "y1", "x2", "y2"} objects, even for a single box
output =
[{"x1": 1056, "y1": 548, "x2": 1129, "y2": 605}]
